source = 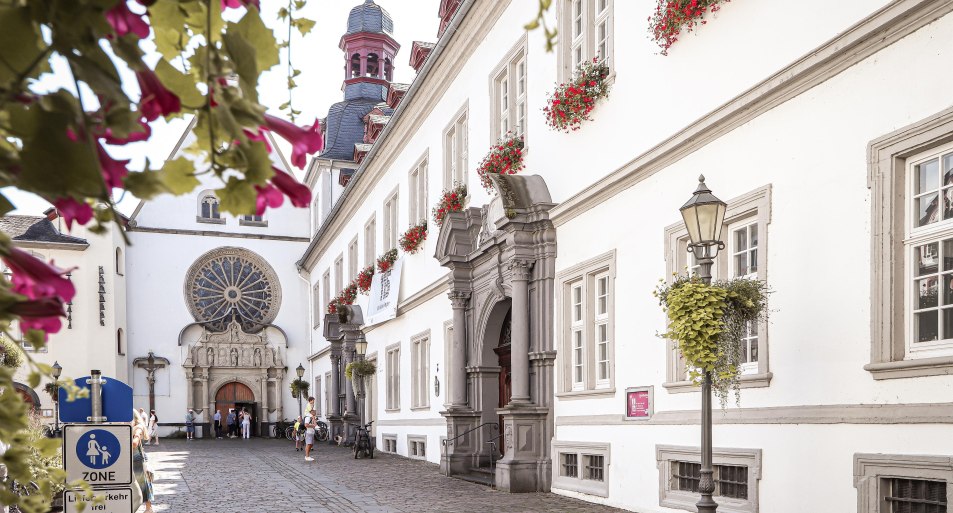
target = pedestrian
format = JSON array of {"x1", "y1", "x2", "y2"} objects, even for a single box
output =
[
  {"x1": 303, "y1": 414, "x2": 316, "y2": 462},
  {"x1": 213, "y1": 409, "x2": 222, "y2": 439},
  {"x1": 293, "y1": 415, "x2": 303, "y2": 451},
  {"x1": 185, "y1": 409, "x2": 195, "y2": 441},
  {"x1": 131, "y1": 409, "x2": 155, "y2": 513},
  {"x1": 148, "y1": 410, "x2": 159, "y2": 445},
  {"x1": 226, "y1": 409, "x2": 237, "y2": 438},
  {"x1": 241, "y1": 409, "x2": 251, "y2": 439}
]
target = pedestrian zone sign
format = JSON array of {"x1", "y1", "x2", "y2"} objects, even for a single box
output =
[
  {"x1": 64, "y1": 425, "x2": 132, "y2": 486},
  {"x1": 63, "y1": 488, "x2": 133, "y2": 513}
]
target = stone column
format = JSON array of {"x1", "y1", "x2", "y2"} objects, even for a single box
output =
[
  {"x1": 330, "y1": 355, "x2": 342, "y2": 417},
  {"x1": 509, "y1": 260, "x2": 532, "y2": 404},
  {"x1": 448, "y1": 290, "x2": 471, "y2": 409}
]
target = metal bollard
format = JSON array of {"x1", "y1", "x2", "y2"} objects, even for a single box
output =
[{"x1": 87, "y1": 369, "x2": 105, "y2": 423}]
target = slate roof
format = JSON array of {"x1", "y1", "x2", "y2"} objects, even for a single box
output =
[
  {"x1": 320, "y1": 95, "x2": 394, "y2": 162},
  {"x1": 346, "y1": 0, "x2": 394, "y2": 36},
  {"x1": 0, "y1": 215, "x2": 88, "y2": 245}
]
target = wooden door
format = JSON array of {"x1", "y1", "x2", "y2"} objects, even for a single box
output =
[{"x1": 215, "y1": 381, "x2": 254, "y2": 420}]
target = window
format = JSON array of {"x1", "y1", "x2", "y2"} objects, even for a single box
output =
[
  {"x1": 657, "y1": 445, "x2": 762, "y2": 513},
  {"x1": 553, "y1": 441, "x2": 610, "y2": 497},
  {"x1": 312, "y1": 196, "x2": 320, "y2": 233},
  {"x1": 557, "y1": 251, "x2": 615, "y2": 395},
  {"x1": 197, "y1": 192, "x2": 223, "y2": 223},
  {"x1": 854, "y1": 453, "x2": 953, "y2": 513},
  {"x1": 408, "y1": 156, "x2": 428, "y2": 225},
  {"x1": 115, "y1": 247, "x2": 124, "y2": 276},
  {"x1": 385, "y1": 343, "x2": 400, "y2": 411},
  {"x1": 116, "y1": 328, "x2": 124, "y2": 355},
  {"x1": 444, "y1": 106, "x2": 468, "y2": 188},
  {"x1": 869, "y1": 108, "x2": 953, "y2": 379},
  {"x1": 382, "y1": 435, "x2": 397, "y2": 453},
  {"x1": 411, "y1": 331, "x2": 430, "y2": 409},
  {"x1": 558, "y1": 0, "x2": 613, "y2": 82},
  {"x1": 334, "y1": 255, "x2": 343, "y2": 294},
  {"x1": 664, "y1": 185, "x2": 772, "y2": 391},
  {"x1": 312, "y1": 282, "x2": 320, "y2": 328},
  {"x1": 322, "y1": 270, "x2": 330, "y2": 313},
  {"x1": 491, "y1": 37, "x2": 528, "y2": 140},
  {"x1": 313, "y1": 375, "x2": 322, "y2": 416},
  {"x1": 348, "y1": 237, "x2": 358, "y2": 279},
  {"x1": 239, "y1": 214, "x2": 266, "y2": 227},
  {"x1": 383, "y1": 189, "x2": 399, "y2": 251},
  {"x1": 408, "y1": 436, "x2": 426, "y2": 460},
  {"x1": 364, "y1": 214, "x2": 377, "y2": 267}
]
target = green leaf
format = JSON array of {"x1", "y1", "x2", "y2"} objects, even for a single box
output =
[
  {"x1": 524, "y1": 19, "x2": 539, "y2": 30},
  {"x1": 293, "y1": 17, "x2": 316, "y2": 36},
  {"x1": 16, "y1": 106, "x2": 103, "y2": 198},
  {"x1": 217, "y1": 176, "x2": 256, "y2": 215},
  {"x1": 235, "y1": 7, "x2": 280, "y2": 72},
  {"x1": 148, "y1": 1, "x2": 189, "y2": 61},
  {"x1": 223, "y1": 23, "x2": 260, "y2": 103},
  {"x1": 157, "y1": 157, "x2": 200, "y2": 195},
  {"x1": 0, "y1": 7, "x2": 46, "y2": 87},
  {"x1": 0, "y1": 192, "x2": 14, "y2": 216},
  {"x1": 294, "y1": 0, "x2": 307, "y2": 10},
  {"x1": 154, "y1": 58, "x2": 204, "y2": 110},
  {"x1": 239, "y1": 140, "x2": 275, "y2": 185}
]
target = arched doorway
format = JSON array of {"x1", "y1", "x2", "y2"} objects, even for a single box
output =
[
  {"x1": 492, "y1": 311, "x2": 512, "y2": 434},
  {"x1": 13, "y1": 382, "x2": 39, "y2": 413},
  {"x1": 215, "y1": 382, "x2": 256, "y2": 436}
]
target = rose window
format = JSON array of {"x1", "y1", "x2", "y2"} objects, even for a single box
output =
[{"x1": 184, "y1": 248, "x2": 281, "y2": 332}]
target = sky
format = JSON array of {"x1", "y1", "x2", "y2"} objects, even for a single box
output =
[{"x1": 6, "y1": 0, "x2": 440, "y2": 217}]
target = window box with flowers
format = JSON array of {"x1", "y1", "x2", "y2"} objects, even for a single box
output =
[
  {"x1": 476, "y1": 133, "x2": 524, "y2": 193},
  {"x1": 400, "y1": 222, "x2": 428, "y2": 254},
  {"x1": 377, "y1": 248, "x2": 398, "y2": 273},
  {"x1": 649, "y1": 0, "x2": 730, "y2": 56},
  {"x1": 544, "y1": 58, "x2": 611, "y2": 133},
  {"x1": 433, "y1": 183, "x2": 468, "y2": 228},
  {"x1": 356, "y1": 265, "x2": 375, "y2": 295},
  {"x1": 328, "y1": 283, "x2": 358, "y2": 315}
]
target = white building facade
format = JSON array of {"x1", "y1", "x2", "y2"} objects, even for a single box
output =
[{"x1": 300, "y1": 0, "x2": 953, "y2": 511}]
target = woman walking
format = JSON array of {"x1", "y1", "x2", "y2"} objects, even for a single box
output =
[
  {"x1": 241, "y1": 409, "x2": 251, "y2": 439},
  {"x1": 131, "y1": 409, "x2": 155, "y2": 513},
  {"x1": 148, "y1": 410, "x2": 159, "y2": 445}
]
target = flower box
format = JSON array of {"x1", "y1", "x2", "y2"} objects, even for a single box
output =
[
  {"x1": 377, "y1": 248, "x2": 398, "y2": 273},
  {"x1": 399, "y1": 222, "x2": 428, "y2": 254},
  {"x1": 544, "y1": 59, "x2": 611, "y2": 133},
  {"x1": 432, "y1": 183, "x2": 468, "y2": 228},
  {"x1": 356, "y1": 265, "x2": 375, "y2": 294},
  {"x1": 649, "y1": 0, "x2": 730, "y2": 56},
  {"x1": 476, "y1": 133, "x2": 524, "y2": 193}
]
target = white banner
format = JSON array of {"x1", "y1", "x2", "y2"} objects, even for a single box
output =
[{"x1": 367, "y1": 258, "x2": 403, "y2": 326}]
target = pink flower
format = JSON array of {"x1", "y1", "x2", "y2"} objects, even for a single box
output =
[
  {"x1": 105, "y1": 1, "x2": 150, "y2": 39},
  {"x1": 102, "y1": 120, "x2": 151, "y2": 145},
  {"x1": 270, "y1": 167, "x2": 312, "y2": 207},
  {"x1": 221, "y1": 0, "x2": 261, "y2": 9},
  {"x1": 11, "y1": 296, "x2": 67, "y2": 336},
  {"x1": 254, "y1": 184, "x2": 284, "y2": 216},
  {"x1": 97, "y1": 143, "x2": 129, "y2": 190},
  {"x1": 53, "y1": 198, "x2": 94, "y2": 231},
  {"x1": 262, "y1": 115, "x2": 323, "y2": 170},
  {"x1": 241, "y1": 128, "x2": 272, "y2": 152},
  {"x1": 3, "y1": 247, "x2": 76, "y2": 303},
  {"x1": 136, "y1": 68, "x2": 181, "y2": 121}
]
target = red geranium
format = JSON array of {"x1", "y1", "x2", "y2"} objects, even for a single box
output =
[
  {"x1": 648, "y1": 0, "x2": 730, "y2": 55},
  {"x1": 432, "y1": 183, "x2": 468, "y2": 228},
  {"x1": 476, "y1": 134, "x2": 524, "y2": 193},
  {"x1": 544, "y1": 59, "x2": 611, "y2": 133},
  {"x1": 356, "y1": 265, "x2": 375, "y2": 294},
  {"x1": 399, "y1": 222, "x2": 428, "y2": 254},
  {"x1": 376, "y1": 249, "x2": 398, "y2": 274}
]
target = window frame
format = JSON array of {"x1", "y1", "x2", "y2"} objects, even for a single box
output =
[
  {"x1": 408, "y1": 152, "x2": 429, "y2": 226},
  {"x1": 312, "y1": 282, "x2": 321, "y2": 329},
  {"x1": 364, "y1": 213, "x2": 377, "y2": 268},
  {"x1": 854, "y1": 453, "x2": 953, "y2": 513},
  {"x1": 385, "y1": 342, "x2": 401, "y2": 411},
  {"x1": 489, "y1": 35, "x2": 529, "y2": 142},
  {"x1": 557, "y1": 0, "x2": 614, "y2": 83},
  {"x1": 239, "y1": 214, "x2": 267, "y2": 227},
  {"x1": 348, "y1": 237, "x2": 359, "y2": 280},
  {"x1": 322, "y1": 270, "x2": 331, "y2": 314},
  {"x1": 197, "y1": 192, "x2": 225, "y2": 224},
  {"x1": 443, "y1": 103, "x2": 469, "y2": 189},
  {"x1": 410, "y1": 330, "x2": 431, "y2": 410},
  {"x1": 312, "y1": 375, "x2": 322, "y2": 417},
  {"x1": 408, "y1": 435, "x2": 427, "y2": 460},
  {"x1": 552, "y1": 441, "x2": 610, "y2": 497},
  {"x1": 556, "y1": 250, "x2": 616, "y2": 397},
  {"x1": 383, "y1": 188, "x2": 400, "y2": 251},
  {"x1": 868, "y1": 106, "x2": 953, "y2": 379},
  {"x1": 382, "y1": 434, "x2": 398, "y2": 453},
  {"x1": 656, "y1": 445, "x2": 762, "y2": 513},
  {"x1": 663, "y1": 185, "x2": 773, "y2": 392},
  {"x1": 334, "y1": 254, "x2": 344, "y2": 294}
]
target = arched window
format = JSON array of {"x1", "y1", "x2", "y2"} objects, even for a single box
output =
[
  {"x1": 366, "y1": 53, "x2": 379, "y2": 78},
  {"x1": 200, "y1": 194, "x2": 220, "y2": 220},
  {"x1": 383, "y1": 58, "x2": 393, "y2": 81},
  {"x1": 115, "y1": 247, "x2": 124, "y2": 275},
  {"x1": 350, "y1": 53, "x2": 362, "y2": 78},
  {"x1": 117, "y1": 328, "x2": 124, "y2": 355}
]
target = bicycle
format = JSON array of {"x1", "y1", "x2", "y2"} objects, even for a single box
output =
[
  {"x1": 271, "y1": 419, "x2": 289, "y2": 439},
  {"x1": 352, "y1": 421, "x2": 374, "y2": 459},
  {"x1": 316, "y1": 420, "x2": 329, "y2": 442}
]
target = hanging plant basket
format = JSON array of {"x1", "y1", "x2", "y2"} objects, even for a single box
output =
[
  {"x1": 544, "y1": 59, "x2": 611, "y2": 133},
  {"x1": 399, "y1": 222, "x2": 428, "y2": 254},
  {"x1": 654, "y1": 274, "x2": 769, "y2": 406},
  {"x1": 377, "y1": 248, "x2": 398, "y2": 273},
  {"x1": 345, "y1": 359, "x2": 377, "y2": 380},
  {"x1": 476, "y1": 133, "x2": 524, "y2": 193},
  {"x1": 289, "y1": 379, "x2": 310, "y2": 399},
  {"x1": 649, "y1": 0, "x2": 731, "y2": 55},
  {"x1": 356, "y1": 265, "x2": 375, "y2": 294},
  {"x1": 432, "y1": 182, "x2": 468, "y2": 228}
]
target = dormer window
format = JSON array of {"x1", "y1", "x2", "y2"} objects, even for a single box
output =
[{"x1": 197, "y1": 192, "x2": 225, "y2": 224}]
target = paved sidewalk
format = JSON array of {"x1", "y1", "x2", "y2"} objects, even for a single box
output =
[{"x1": 145, "y1": 438, "x2": 625, "y2": 513}]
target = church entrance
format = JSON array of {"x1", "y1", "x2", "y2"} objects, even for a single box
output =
[
  {"x1": 215, "y1": 382, "x2": 256, "y2": 436},
  {"x1": 492, "y1": 311, "x2": 512, "y2": 457}
]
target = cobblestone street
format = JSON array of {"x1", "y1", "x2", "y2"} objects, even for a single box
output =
[{"x1": 145, "y1": 438, "x2": 624, "y2": 513}]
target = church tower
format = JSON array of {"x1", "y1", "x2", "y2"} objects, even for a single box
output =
[{"x1": 340, "y1": 0, "x2": 399, "y2": 100}]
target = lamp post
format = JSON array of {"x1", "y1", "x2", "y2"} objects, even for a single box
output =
[
  {"x1": 51, "y1": 361, "x2": 62, "y2": 437},
  {"x1": 296, "y1": 363, "x2": 305, "y2": 419},
  {"x1": 679, "y1": 175, "x2": 727, "y2": 513},
  {"x1": 354, "y1": 337, "x2": 368, "y2": 428}
]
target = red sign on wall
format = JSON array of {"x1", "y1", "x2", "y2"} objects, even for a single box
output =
[{"x1": 625, "y1": 387, "x2": 653, "y2": 419}]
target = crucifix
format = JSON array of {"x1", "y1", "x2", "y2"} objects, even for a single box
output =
[{"x1": 134, "y1": 351, "x2": 169, "y2": 412}]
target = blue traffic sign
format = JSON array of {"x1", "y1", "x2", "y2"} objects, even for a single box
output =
[
  {"x1": 76, "y1": 429, "x2": 121, "y2": 469},
  {"x1": 59, "y1": 376, "x2": 133, "y2": 423}
]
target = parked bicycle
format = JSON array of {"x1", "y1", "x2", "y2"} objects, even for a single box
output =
[
  {"x1": 316, "y1": 420, "x2": 329, "y2": 442},
  {"x1": 353, "y1": 421, "x2": 374, "y2": 459},
  {"x1": 271, "y1": 418, "x2": 294, "y2": 440}
]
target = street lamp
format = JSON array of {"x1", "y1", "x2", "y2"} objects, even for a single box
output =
[
  {"x1": 680, "y1": 175, "x2": 727, "y2": 513},
  {"x1": 354, "y1": 336, "x2": 368, "y2": 428},
  {"x1": 51, "y1": 361, "x2": 62, "y2": 437},
  {"x1": 295, "y1": 363, "x2": 305, "y2": 419}
]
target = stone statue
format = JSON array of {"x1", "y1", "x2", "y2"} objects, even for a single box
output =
[
  {"x1": 253, "y1": 348, "x2": 262, "y2": 367},
  {"x1": 230, "y1": 348, "x2": 239, "y2": 366},
  {"x1": 206, "y1": 347, "x2": 215, "y2": 366}
]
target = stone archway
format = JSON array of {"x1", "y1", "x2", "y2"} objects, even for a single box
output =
[
  {"x1": 13, "y1": 382, "x2": 39, "y2": 413},
  {"x1": 435, "y1": 174, "x2": 557, "y2": 493},
  {"x1": 215, "y1": 381, "x2": 257, "y2": 435}
]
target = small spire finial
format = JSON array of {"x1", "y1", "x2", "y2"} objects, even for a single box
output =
[{"x1": 698, "y1": 174, "x2": 705, "y2": 183}]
